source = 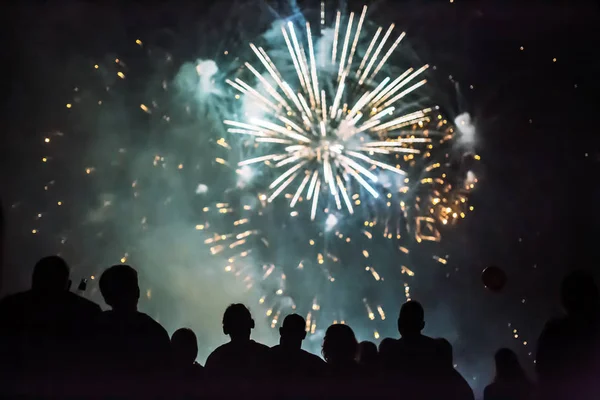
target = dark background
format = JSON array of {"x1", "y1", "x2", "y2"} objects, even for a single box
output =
[{"x1": 1, "y1": 0, "x2": 599, "y2": 394}]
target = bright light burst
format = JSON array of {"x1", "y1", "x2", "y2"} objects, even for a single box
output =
[
  {"x1": 225, "y1": 5, "x2": 437, "y2": 220},
  {"x1": 206, "y1": 4, "x2": 479, "y2": 337}
]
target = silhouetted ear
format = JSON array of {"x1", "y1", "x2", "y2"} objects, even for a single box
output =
[
  {"x1": 420, "y1": 321, "x2": 425, "y2": 331},
  {"x1": 223, "y1": 325, "x2": 229, "y2": 335},
  {"x1": 250, "y1": 319, "x2": 255, "y2": 329},
  {"x1": 135, "y1": 286, "x2": 140, "y2": 300},
  {"x1": 279, "y1": 327, "x2": 283, "y2": 336},
  {"x1": 301, "y1": 331, "x2": 307, "y2": 340},
  {"x1": 67, "y1": 279, "x2": 72, "y2": 291}
]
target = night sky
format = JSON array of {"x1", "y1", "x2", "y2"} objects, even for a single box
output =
[{"x1": 2, "y1": 0, "x2": 599, "y2": 395}]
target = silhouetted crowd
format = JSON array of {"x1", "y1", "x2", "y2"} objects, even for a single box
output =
[{"x1": 0, "y1": 256, "x2": 598, "y2": 399}]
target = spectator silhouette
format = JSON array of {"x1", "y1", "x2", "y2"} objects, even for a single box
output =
[
  {"x1": 436, "y1": 338, "x2": 474, "y2": 400},
  {"x1": 322, "y1": 324, "x2": 359, "y2": 377},
  {"x1": 484, "y1": 348, "x2": 532, "y2": 400},
  {"x1": 321, "y1": 324, "x2": 363, "y2": 397},
  {"x1": 0, "y1": 256, "x2": 100, "y2": 388},
  {"x1": 358, "y1": 341, "x2": 378, "y2": 371},
  {"x1": 536, "y1": 270, "x2": 600, "y2": 400},
  {"x1": 171, "y1": 328, "x2": 204, "y2": 393},
  {"x1": 93, "y1": 264, "x2": 171, "y2": 384},
  {"x1": 205, "y1": 303, "x2": 269, "y2": 379},
  {"x1": 269, "y1": 313, "x2": 325, "y2": 380},
  {"x1": 380, "y1": 301, "x2": 442, "y2": 376},
  {"x1": 378, "y1": 337, "x2": 396, "y2": 356}
]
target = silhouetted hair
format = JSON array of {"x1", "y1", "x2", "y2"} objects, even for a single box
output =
[
  {"x1": 99, "y1": 264, "x2": 139, "y2": 308},
  {"x1": 358, "y1": 341, "x2": 378, "y2": 365},
  {"x1": 223, "y1": 303, "x2": 254, "y2": 335},
  {"x1": 172, "y1": 328, "x2": 198, "y2": 365},
  {"x1": 398, "y1": 300, "x2": 425, "y2": 334},
  {"x1": 322, "y1": 324, "x2": 358, "y2": 364},
  {"x1": 32, "y1": 255, "x2": 70, "y2": 292},
  {"x1": 561, "y1": 270, "x2": 599, "y2": 316},
  {"x1": 379, "y1": 337, "x2": 396, "y2": 354},
  {"x1": 494, "y1": 348, "x2": 528, "y2": 382}
]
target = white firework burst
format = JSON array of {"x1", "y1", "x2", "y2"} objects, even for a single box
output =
[{"x1": 225, "y1": 5, "x2": 438, "y2": 220}]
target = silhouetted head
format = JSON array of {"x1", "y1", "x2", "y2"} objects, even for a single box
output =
[
  {"x1": 494, "y1": 348, "x2": 527, "y2": 382},
  {"x1": 378, "y1": 337, "x2": 396, "y2": 354},
  {"x1": 322, "y1": 324, "x2": 358, "y2": 365},
  {"x1": 398, "y1": 300, "x2": 425, "y2": 337},
  {"x1": 358, "y1": 341, "x2": 378, "y2": 366},
  {"x1": 223, "y1": 303, "x2": 254, "y2": 341},
  {"x1": 436, "y1": 338, "x2": 453, "y2": 368},
  {"x1": 99, "y1": 265, "x2": 140, "y2": 311},
  {"x1": 561, "y1": 270, "x2": 599, "y2": 317},
  {"x1": 31, "y1": 256, "x2": 70, "y2": 294},
  {"x1": 171, "y1": 328, "x2": 198, "y2": 365},
  {"x1": 279, "y1": 313, "x2": 306, "y2": 348}
]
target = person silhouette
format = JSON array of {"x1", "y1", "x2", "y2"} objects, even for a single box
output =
[
  {"x1": 357, "y1": 340, "x2": 380, "y2": 386},
  {"x1": 436, "y1": 338, "x2": 474, "y2": 400},
  {"x1": 358, "y1": 341, "x2": 378, "y2": 368},
  {"x1": 0, "y1": 256, "x2": 100, "y2": 389},
  {"x1": 536, "y1": 270, "x2": 600, "y2": 400},
  {"x1": 269, "y1": 314, "x2": 325, "y2": 380},
  {"x1": 484, "y1": 348, "x2": 532, "y2": 400},
  {"x1": 171, "y1": 328, "x2": 204, "y2": 393},
  {"x1": 205, "y1": 303, "x2": 269, "y2": 378},
  {"x1": 322, "y1": 324, "x2": 359, "y2": 377},
  {"x1": 172, "y1": 327, "x2": 204, "y2": 372},
  {"x1": 321, "y1": 324, "x2": 362, "y2": 397},
  {"x1": 378, "y1": 337, "x2": 396, "y2": 356},
  {"x1": 380, "y1": 301, "x2": 442, "y2": 376},
  {"x1": 93, "y1": 264, "x2": 171, "y2": 385}
]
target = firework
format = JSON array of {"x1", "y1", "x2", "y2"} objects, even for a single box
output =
[
  {"x1": 224, "y1": 5, "x2": 437, "y2": 221},
  {"x1": 36, "y1": 2, "x2": 478, "y2": 341},
  {"x1": 207, "y1": 5, "x2": 478, "y2": 338}
]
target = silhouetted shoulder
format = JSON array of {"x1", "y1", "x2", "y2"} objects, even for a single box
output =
[
  {"x1": 304, "y1": 349, "x2": 326, "y2": 365},
  {"x1": 204, "y1": 343, "x2": 227, "y2": 368},
  {"x1": 1, "y1": 290, "x2": 99, "y2": 312},
  {"x1": 483, "y1": 383, "x2": 495, "y2": 400},
  {"x1": 0, "y1": 292, "x2": 30, "y2": 330},
  {"x1": 243, "y1": 339, "x2": 270, "y2": 355},
  {"x1": 256, "y1": 341, "x2": 270, "y2": 353},
  {"x1": 540, "y1": 317, "x2": 567, "y2": 335},
  {"x1": 484, "y1": 381, "x2": 531, "y2": 400},
  {"x1": 137, "y1": 312, "x2": 170, "y2": 338},
  {"x1": 64, "y1": 292, "x2": 101, "y2": 314},
  {"x1": 398, "y1": 334, "x2": 439, "y2": 351},
  {"x1": 536, "y1": 317, "x2": 572, "y2": 370},
  {"x1": 209, "y1": 339, "x2": 268, "y2": 357},
  {"x1": 0, "y1": 291, "x2": 31, "y2": 312},
  {"x1": 206, "y1": 340, "x2": 269, "y2": 371},
  {"x1": 97, "y1": 310, "x2": 169, "y2": 340},
  {"x1": 0, "y1": 291, "x2": 26, "y2": 305},
  {"x1": 269, "y1": 345, "x2": 325, "y2": 369},
  {"x1": 93, "y1": 310, "x2": 171, "y2": 376}
]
